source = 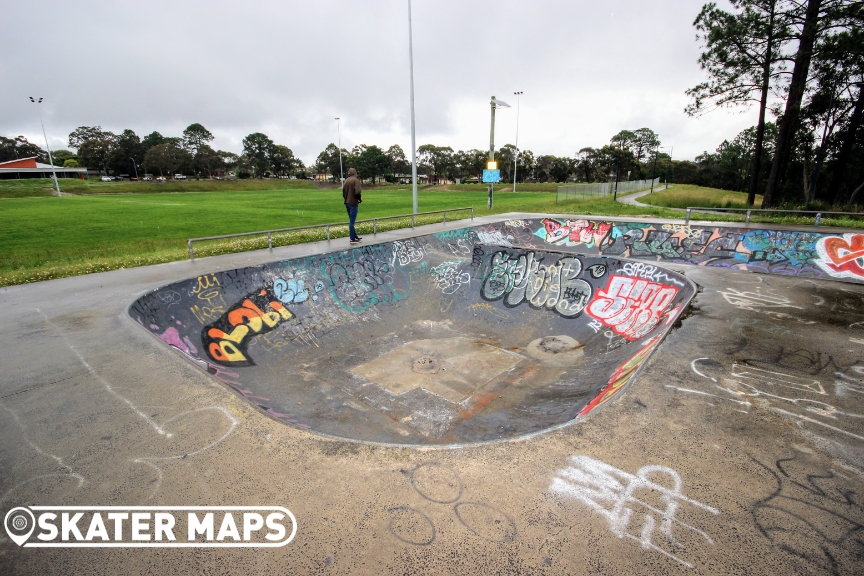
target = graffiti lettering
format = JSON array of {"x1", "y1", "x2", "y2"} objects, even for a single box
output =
[
  {"x1": 202, "y1": 288, "x2": 296, "y2": 366},
  {"x1": 321, "y1": 245, "x2": 410, "y2": 311},
  {"x1": 587, "y1": 276, "x2": 678, "y2": 340},
  {"x1": 273, "y1": 278, "x2": 309, "y2": 304},
  {"x1": 549, "y1": 455, "x2": 719, "y2": 568},
  {"x1": 430, "y1": 261, "x2": 471, "y2": 295},
  {"x1": 619, "y1": 262, "x2": 684, "y2": 286},
  {"x1": 393, "y1": 239, "x2": 427, "y2": 266},
  {"x1": 481, "y1": 251, "x2": 592, "y2": 318},
  {"x1": 471, "y1": 244, "x2": 485, "y2": 268},
  {"x1": 815, "y1": 233, "x2": 864, "y2": 279},
  {"x1": 539, "y1": 218, "x2": 612, "y2": 248}
]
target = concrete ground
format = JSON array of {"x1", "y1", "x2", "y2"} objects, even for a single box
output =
[{"x1": 1, "y1": 213, "x2": 863, "y2": 575}]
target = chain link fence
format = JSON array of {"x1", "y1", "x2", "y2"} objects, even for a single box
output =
[{"x1": 556, "y1": 178, "x2": 660, "y2": 203}]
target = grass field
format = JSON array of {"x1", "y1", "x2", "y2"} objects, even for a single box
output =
[
  {"x1": 638, "y1": 184, "x2": 762, "y2": 209},
  {"x1": 0, "y1": 180, "x2": 679, "y2": 287},
  {"x1": 2, "y1": 179, "x2": 860, "y2": 288}
]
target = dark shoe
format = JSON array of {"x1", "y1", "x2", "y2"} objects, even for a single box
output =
[
  {"x1": 354, "y1": 236, "x2": 363, "y2": 241},
  {"x1": 350, "y1": 238, "x2": 361, "y2": 244}
]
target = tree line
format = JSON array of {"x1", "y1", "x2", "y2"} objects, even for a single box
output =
[
  {"x1": 312, "y1": 127, "x2": 668, "y2": 185},
  {"x1": 0, "y1": 125, "x2": 307, "y2": 179},
  {"x1": 686, "y1": 0, "x2": 863, "y2": 207}
]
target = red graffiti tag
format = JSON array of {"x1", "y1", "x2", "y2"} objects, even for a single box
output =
[
  {"x1": 819, "y1": 234, "x2": 864, "y2": 277},
  {"x1": 543, "y1": 218, "x2": 612, "y2": 247},
  {"x1": 587, "y1": 275, "x2": 678, "y2": 340}
]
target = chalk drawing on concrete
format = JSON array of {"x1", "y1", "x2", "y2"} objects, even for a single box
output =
[{"x1": 549, "y1": 455, "x2": 719, "y2": 568}]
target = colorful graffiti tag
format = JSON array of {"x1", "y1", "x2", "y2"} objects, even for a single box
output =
[
  {"x1": 203, "y1": 286, "x2": 296, "y2": 366},
  {"x1": 499, "y1": 218, "x2": 864, "y2": 282},
  {"x1": 578, "y1": 335, "x2": 662, "y2": 416},
  {"x1": 320, "y1": 245, "x2": 410, "y2": 311},
  {"x1": 481, "y1": 251, "x2": 593, "y2": 318},
  {"x1": 587, "y1": 276, "x2": 679, "y2": 340},
  {"x1": 814, "y1": 233, "x2": 864, "y2": 279},
  {"x1": 537, "y1": 218, "x2": 612, "y2": 248}
]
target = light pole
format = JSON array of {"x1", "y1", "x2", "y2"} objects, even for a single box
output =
[
  {"x1": 335, "y1": 118, "x2": 344, "y2": 183},
  {"x1": 408, "y1": 0, "x2": 418, "y2": 214},
  {"x1": 650, "y1": 145, "x2": 668, "y2": 193},
  {"x1": 29, "y1": 97, "x2": 61, "y2": 196},
  {"x1": 487, "y1": 96, "x2": 510, "y2": 209},
  {"x1": 130, "y1": 158, "x2": 139, "y2": 181},
  {"x1": 512, "y1": 91, "x2": 523, "y2": 193},
  {"x1": 664, "y1": 145, "x2": 674, "y2": 188}
]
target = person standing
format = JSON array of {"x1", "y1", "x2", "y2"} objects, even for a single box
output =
[{"x1": 342, "y1": 167, "x2": 363, "y2": 244}]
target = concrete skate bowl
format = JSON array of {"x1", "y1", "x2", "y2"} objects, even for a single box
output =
[{"x1": 129, "y1": 229, "x2": 696, "y2": 445}]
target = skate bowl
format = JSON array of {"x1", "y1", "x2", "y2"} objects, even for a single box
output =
[{"x1": 129, "y1": 225, "x2": 697, "y2": 445}]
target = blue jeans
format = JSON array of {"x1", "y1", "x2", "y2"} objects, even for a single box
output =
[{"x1": 345, "y1": 203, "x2": 359, "y2": 240}]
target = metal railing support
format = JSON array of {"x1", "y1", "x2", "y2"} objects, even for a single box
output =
[
  {"x1": 186, "y1": 207, "x2": 473, "y2": 259},
  {"x1": 443, "y1": 211, "x2": 447, "y2": 223},
  {"x1": 684, "y1": 206, "x2": 859, "y2": 227},
  {"x1": 685, "y1": 208, "x2": 691, "y2": 224}
]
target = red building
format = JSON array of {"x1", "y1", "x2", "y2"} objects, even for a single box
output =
[{"x1": 0, "y1": 157, "x2": 87, "y2": 179}]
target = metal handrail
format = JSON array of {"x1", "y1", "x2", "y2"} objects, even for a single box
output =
[
  {"x1": 187, "y1": 207, "x2": 474, "y2": 260},
  {"x1": 684, "y1": 206, "x2": 864, "y2": 226}
]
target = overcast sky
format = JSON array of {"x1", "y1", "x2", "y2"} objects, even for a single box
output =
[{"x1": 1, "y1": 0, "x2": 768, "y2": 165}]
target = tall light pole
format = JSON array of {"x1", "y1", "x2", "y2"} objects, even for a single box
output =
[
  {"x1": 29, "y1": 97, "x2": 61, "y2": 196},
  {"x1": 408, "y1": 0, "x2": 418, "y2": 214},
  {"x1": 487, "y1": 96, "x2": 510, "y2": 209},
  {"x1": 650, "y1": 146, "x2": 665, "y2": 193},
  {"x1": 130, "y1": 157, "x2": 139, "y2": 180},
  {"x1": 664, "y1": 145, "x2": 674, "y2": 188},
  {"x1": 334, "y1": 118, "x2": 344, "y2": 183},
  {"x1": 512, "y1": 91, "x2": 523, "y2": 194}
]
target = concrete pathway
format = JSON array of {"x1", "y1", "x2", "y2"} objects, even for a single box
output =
[{"x1": 1, "y1": 213, "x2": 862, "y2": 575}]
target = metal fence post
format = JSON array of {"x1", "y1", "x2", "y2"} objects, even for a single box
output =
[
  {"x1": 373, "y1": 219, "x2": 377, "y2": 235},
  {"x1": 326, "y1": 225, "x2": 330, "y2": 240},
  {"x1": 443, "y1": 211, "x2": 447, "y2": 223},
  {"x1": 188, "y1": 239, "x2": 194, "y2": 260},
  {"x1": 411, "y1": 214, "x2": 415, "y2": 228},
  {"x1": 815, "y1": 213, "x2": 822, "y2": 227},
  {"x1": 685, "y1": 208, "x2": 691, "y2": 224},
  {"x1": 471, "y1": 207, "x2": 474, "y2": 220},
  {"x1": 268, "y1": 231, "x2": 272, "y2": 249},
  {"x1": 745, "y1": 210, "x2": 751, "y2": 224}
]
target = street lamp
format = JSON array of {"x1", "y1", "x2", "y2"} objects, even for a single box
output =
[
  {"x1": 130, "y1": 158, "x2": 139, "y2": 181},
  {"x1": 512, "y1": 91, "x2": 523, "y2": 194},
  {"x1": 408, "y1": 0, "x2": 418, "y2": 214},
  {"x1": 29, "y1": 97, "x2": 61, "y2": 196},
  {"x1": 650, "y1": 146, "x2": 666, "y2": 193},
  {"x1": 487, "y1": 96, "x2": 510, "y2": 209},
  {"x1": 334, "y1": 118, "x2": 344, "y2": 184},
  {"x1": 664, "y1": 145, "x2": 674, "y2": 188}
]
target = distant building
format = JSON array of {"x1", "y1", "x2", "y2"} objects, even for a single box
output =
[{"x1": 0, "y1": 157, "x2": 87, "y2": 180}]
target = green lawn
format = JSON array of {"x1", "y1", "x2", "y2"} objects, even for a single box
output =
[
  {"x1": 2, "y1": 179, "x2": 858, "y2": 288},
  {"x1": 0, "y1": 180, "x2": 682, "y2": 287},
  {"x1": 638, "y1": 184, "x2": 762, "y2": 209}
]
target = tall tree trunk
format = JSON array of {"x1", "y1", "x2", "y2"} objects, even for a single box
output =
[
  {"x1": 826, "y1": 86, "x2": 864, "y2": 204},
  {"x1": 762, "y1": 0, "x2": 823, "y2": 207},
  {"x1": 747, "y1": 0, "x2": 777, "y2": 207}
]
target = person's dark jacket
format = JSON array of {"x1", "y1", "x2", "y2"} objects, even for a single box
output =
[{"x1": 342, "y1": 168, "x2": 362, "y2": 206}]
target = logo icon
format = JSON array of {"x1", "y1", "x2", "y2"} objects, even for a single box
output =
[{"x1": 4, "y1": 507, "x2": 35, "y2": 546}]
